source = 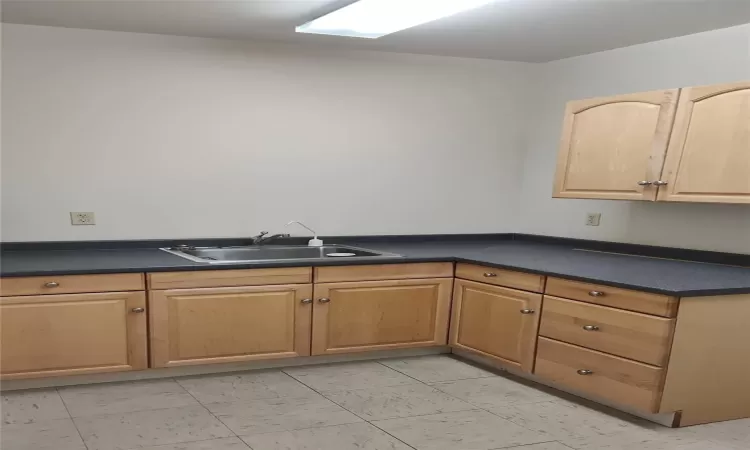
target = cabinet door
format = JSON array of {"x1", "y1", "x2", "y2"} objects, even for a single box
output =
[
  {"x1": 0, "y1": 292, "x2": 147, "y2": 380},
  {"x1": 657, "y1": 81, "x2": 750, "y2": 203},
  {"x1": 311, "y1": 278, "x2": 452, "y2": 355},
  {"x1": 449, "y1": 279, "x2": 541, "y2": 373},
  {"x1": 149, "y1": 284, "x2": 312, "y2": 368},
  {"x1": 553, "y1": 89, "x2": 679, "y2": 200}
]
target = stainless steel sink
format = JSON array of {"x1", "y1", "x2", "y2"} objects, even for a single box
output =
[{"x1": 160, "y1": 245, "x2": 401, "y2": 264}]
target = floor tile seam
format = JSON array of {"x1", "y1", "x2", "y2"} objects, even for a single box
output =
[
  {"x1": 477, "y1": 402, "x2": 587, "y2": 441},
  {"x1": 374, "y1": 360, "x2": 453, "y2": 386},
  {"x1": 58, "y1": 377, "x2": 202, "y2": 419},
  {"x1": 119, "y1": 436, "x2": 253, "y2": 450},
  {"x1": 55, "y1": 386, "x2": 90, "y2": 450},
  {"x1": 315, "y1": 381, "x2": 479, "y2": 398},
  {"x1": 175, "y1": 372, "x2": 321, "y2": 405},
  {"x1": 358, "y1": 418, "x2": 420, "y2": 450},
  {"x1": 362, "y1": 407, "x2": 487, "y2": 423},
  {"x1": 275, "y1": 371, "x2": 419, "y2": 450},
  {"x1": 65, "y1": 402, "x2": 214, "y2": 421},
  {"x1": 377, "y1": 358, "x2": 500, "y2": 384},
  {"x1": 236, "y1": 421, "x2": 420, "y2": 450},
  {"x1": 489, "y1": 441, "x2": 574, "y2": 450},
  {"x1": 197, "y1": 392, "x2": 335, "y2": 411},
  {"x1": 465, "y1": 398, "x2": 565, "y2": 415},
  {"x1": 279, "y1": 374, "x2": 374, "y2": 422},
  {"x1": 424, "y1": 382, "x2": 560, "y2": 409},
  {"x1": 173, "y1": 376, "x2": 240, "y2": 441},
  {"x1": 374, "y1": 359, "x2": 446, "y2": 384},
  {"x1": 234, "y1": 419, "x2": 373, "y2": 439}
]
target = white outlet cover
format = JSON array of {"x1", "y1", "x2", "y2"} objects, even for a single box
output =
[
  {"x1": 70, "y1": 212, "x2": 96, "y2": 225},
  {"x1": 585, "y1": 213, "x2": 601, "y2": 226}
]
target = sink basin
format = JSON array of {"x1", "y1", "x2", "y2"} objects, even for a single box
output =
[{"x1": 161, "y1": 245, "x2": 401, "y2": 264}]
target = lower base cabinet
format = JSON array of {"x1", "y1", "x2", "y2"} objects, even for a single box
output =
[
  {"x1": 535, "y1": 337, "x2": 664, "y2": 413},
  {"x1": 0, "y1": 291, "x2": 148, "y2": 380},
  {"x1": 449, "y1": 279, "x2": 542, "y2": 373},
  {"x1": 311, "y1": 278, "x2": 453, "y2": 355},
  {"x1": 149, "y1": 284, "x2": 313, "y2": 368}
]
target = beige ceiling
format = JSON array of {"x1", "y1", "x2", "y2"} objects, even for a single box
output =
[{"x1": 3, "y1": 0, "x2": 750, "y2": 62}]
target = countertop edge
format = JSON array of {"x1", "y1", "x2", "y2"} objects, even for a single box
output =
[{"x1": 2, "y1": 254, "x2": 748, "y2": 298}]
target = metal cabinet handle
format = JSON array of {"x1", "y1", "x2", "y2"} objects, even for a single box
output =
[
  {"x1": 44, "y1": 282, "x2": 60, "y2": 288},
  {"x1": 131, "y1": 307, "x2": 145, "y2": 313},
  {"x1": 577, "y1": 369, "x2": 594, "y2": 375},
  {"x1": 582, "y1": 325, "x2": 600, "y2": 331},
  {"x1": 588, "y1": 291, "x2": 605, "y2": 297},
  {"x1": 483, "y1": 272, "x2": 497, "y2": 278},
  {"x1": 520, "y1": 309, "x2": 535, "y2": 314},
  {"x1": 300, "y1": 298, "x2": 313, "y2": 304},
  {"x1": 318, "y1": 298, "x2": 331, "y2": 303},
  {"x1": 653, "y1": 180, "x2": 669, "y2": 186},
  {"x1": 637, "y1": 180, "x2": 653, "y2": 186}
]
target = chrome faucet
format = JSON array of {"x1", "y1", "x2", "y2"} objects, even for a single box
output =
[{"x1": 250, "y1": 231, "x2": 290, "y2": 245}]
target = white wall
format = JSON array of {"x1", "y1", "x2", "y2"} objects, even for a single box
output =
[
  {"x1": 1, "y1": 24, "x2": 533, "y2": 241},
  {"x1": 3, "y1": 23, "x2": 750, "y2": 252},
  {"x1": 519, "y1": 24, "x2": 750, "y2": 253}
]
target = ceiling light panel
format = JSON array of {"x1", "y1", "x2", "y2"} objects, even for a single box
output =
[{"x1": 296, "y1": 0, "x2": 496, "y2": 39}]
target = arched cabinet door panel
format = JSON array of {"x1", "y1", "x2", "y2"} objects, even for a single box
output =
[
  {"x1": 553, "y1": 89, "x2": 679, "y2": 201},
  {"x1": 657, "y1": 81, "x2": 750, "y2": 204}
]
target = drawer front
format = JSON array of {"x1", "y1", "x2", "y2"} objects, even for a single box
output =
[
  {"x1": 535, "y1": 337, "x2": 664, "y2": 413},
  {"x1": 147, "y1": 267, "x2": 312, "y2": 290},
  {"x1": 455, "y1": 264, "x2": 545, "y2": 293},
  {"x1": 1, "y1": 273, "x2": 145, "y2": 296},
  {"x1": 540, "y1": 296, "x2": 674, "y2": 366},
  {"x1": 314, "y1": 263, "x2": 453, "y2": 283},
  {"x1": 545, "y1": 278, "x2": 678, "y2": 317}
]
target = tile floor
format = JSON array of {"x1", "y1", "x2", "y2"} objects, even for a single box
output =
[{"x1": 1, "y1": 355, "x2": 747, "y2": 450}]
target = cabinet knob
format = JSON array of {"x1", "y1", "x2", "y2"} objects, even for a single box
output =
[
  {"x1": 637, "y1": 180, "x2": 653, "y2": 186},
  {"x1": 131, "y1": 307, "x2": 145, "y2": 313},
  {"x1": 520, "y1": 308, "x2": 535, "y2": 314},
  {"x1": 483, "y1": 272, "x2": 497, "y2": 278},
  {"x1": 582, "y1": 325, "x2": 600, "y2": 331},
  {"x1": 588, "y1": 290, "x2": 605, "y2": 297},
  {"x1": 577, "y1": 369, "x2": 594, "y2": 376},
  {"x1": 44, "y1": 282, "x2": 60, "y2": 288},
  {"x1": 318, "y1": 298, "x2": 331, "y2": 303},
  {"x1": 300, "y1": 298, "x2": 313, "y2": 304},
  {"x1": 653, "y1": 180, "x2": 669, "y2": 186}
]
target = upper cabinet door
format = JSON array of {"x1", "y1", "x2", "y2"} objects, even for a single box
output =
[
  {"x1": 553, "y1": 89, "x2": 679, "y2": 200},
  {"x1": 657, "y1": 81, "x2": 750, "y2": 204}
]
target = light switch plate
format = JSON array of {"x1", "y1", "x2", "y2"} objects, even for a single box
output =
[
  {"x1": 70, "y1": 212, "x2": 96, "y2": 225},
  {"x1": 585, "y1": 213, "x2": 601, "y2": 226}
]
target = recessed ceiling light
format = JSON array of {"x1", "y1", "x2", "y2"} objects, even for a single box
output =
[{"x1": 296, "y1": 0, "x2": 496, "y2": 39}]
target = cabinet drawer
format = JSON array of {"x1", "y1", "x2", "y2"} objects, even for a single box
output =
[
  {"x1": 540, "y1": 296, "x2": 674, "y2": 366},
  {"x1": 545, "y1": 278, "x2": 678, "y2": 317},
  {"x1": 314, "y1": 263, "x2": 453, "y2": 283},
  {"x1": 455, "y1": 264, "x2": 545, "y2": 293},
  {"x1": 1, "y1": 273, "x2": 145, "y2": 296},
  {"x1": 147, "y1": 267, "x2": 312, "y2": 289},
  {"x1": 535, "y1": 337, "x2": 664, "y2": 413}
]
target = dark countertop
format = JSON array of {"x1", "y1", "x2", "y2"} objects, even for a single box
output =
[{"x1": 1, "y1": 239, "x2": 749, "y2": 297}]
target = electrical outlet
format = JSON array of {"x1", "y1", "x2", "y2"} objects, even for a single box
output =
[
  {"x1": 585, "y1": 213, "x2": 601, "y2": 226},
  {"x1": 70, "y1": 212, "x2": 96, "y2": 225}
]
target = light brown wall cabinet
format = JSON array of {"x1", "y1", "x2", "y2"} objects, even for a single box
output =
[
  {"x1": 149, "y1": 284, "x2": 313, "y2": 368},
  {"x1": 311, "y1": 278, "x2": 453, "y2": 355},
  {"x1": 553, "y1": 81, "x2": 750, "y2": 203},
  {"x1": 0, "y1": 291, "x2": 148, "y2": 380},
  {"x1": 450, "y1": 279, "x2": 542, "y2": 373}
]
